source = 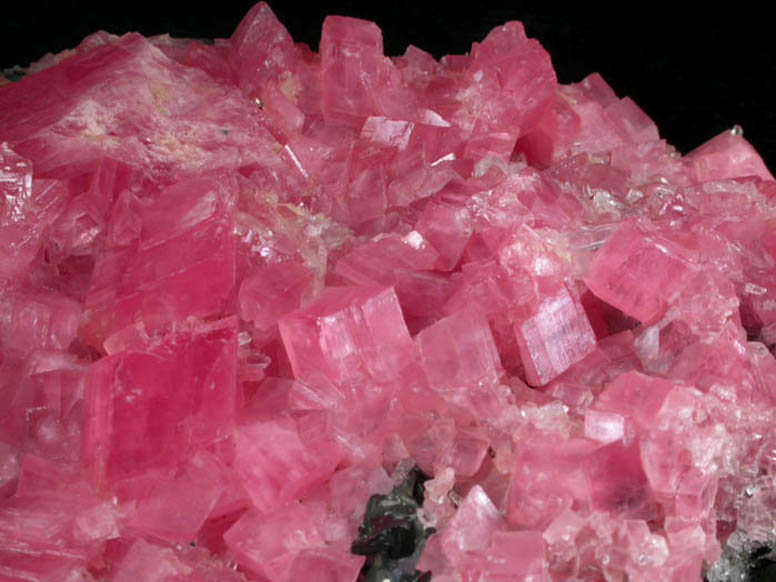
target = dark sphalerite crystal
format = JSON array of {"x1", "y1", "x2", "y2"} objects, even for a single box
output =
[
  {"x1": 748, "y1": 544, "x2": 776, "y2": 582},
  {"x1": 1, "y1": 66, "x2": 25, "y2": 82},
  {"x1": 352, "y1": 466, "x2": 435, "y2": 582},
  {"x1": 704, "y1": 541, "x2": 776, "y2": 582}
]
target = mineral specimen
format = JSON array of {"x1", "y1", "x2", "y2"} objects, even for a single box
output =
[{"x1": 1, "y1": 3, "x2": 775, "y2": 582}]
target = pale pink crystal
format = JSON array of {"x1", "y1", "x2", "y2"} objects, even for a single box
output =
[
  {"x1": 416, "y1": 309, "x2": 503, "y2": 387},
  {"x1": 224, "y1": 501, "x2": 330, "y2": 580},
  {"x1": 129, "y1": 452, "x2": 226, "y2": 544},
  {"x1": 113, "y1": 538, "x2": 246, "y2": 582},
  {"x1": 233, "y1": 415, "x2": 341, "y2": 512},
  {"x1": 584, "y1": 219, "x2": 698, "y2": 324},
  {"x1": 506, "y1": 437, "x2": 597, "y2": 531},
  {"x1": 279, "y1": 285, "x2": 415, "y2": 388},
  {"x1": 439, "y1": 485, "x2": 504, "y2": 563},
  {"x1": 686, "y1": 127, "x2": 774, "y2": 183},
  {"x1": 476, "y1": 530, "x2": 548, "y2": 582},
  {"x1": 230, "y1": 2, "x2": 298, "y2": 98},
  {"x1": 238, "y1": 260, "x2": 312, "y2": 331},
  {"x1": 514, "y1": 282, "x2": 598, "y2": 386},
  {"x1": 320, "y1": 16, "x2": 391, "y2": 127}
]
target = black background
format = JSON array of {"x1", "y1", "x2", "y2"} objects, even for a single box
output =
[{"x1": 2, "y1": 1, "x2": 774, "y2": 169}]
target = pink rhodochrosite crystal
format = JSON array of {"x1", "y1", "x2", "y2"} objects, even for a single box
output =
[{"x1": 1, "y1": 3, "x2": 776, "y2": 581}]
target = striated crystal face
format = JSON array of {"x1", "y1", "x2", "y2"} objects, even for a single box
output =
[{"x1": 1, "y1": 3, "x2": 776, "y2": 581}]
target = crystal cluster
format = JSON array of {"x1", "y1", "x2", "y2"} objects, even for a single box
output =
[{"x1": 1, "y1": 3, "x2": 775, "y2": 581}]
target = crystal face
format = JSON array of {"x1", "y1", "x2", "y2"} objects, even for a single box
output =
[{"x1": 1, "y1": 3, "x2": 776, "y2": 581}]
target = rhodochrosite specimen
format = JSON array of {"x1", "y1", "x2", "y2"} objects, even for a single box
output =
[{"x1": 2, "y1": 3, "x2": 776, "y2": 581}]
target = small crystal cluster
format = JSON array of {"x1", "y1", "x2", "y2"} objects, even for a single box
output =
[{"x1": 1, "y1": 3, "x2": 776, "y2": 581}]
